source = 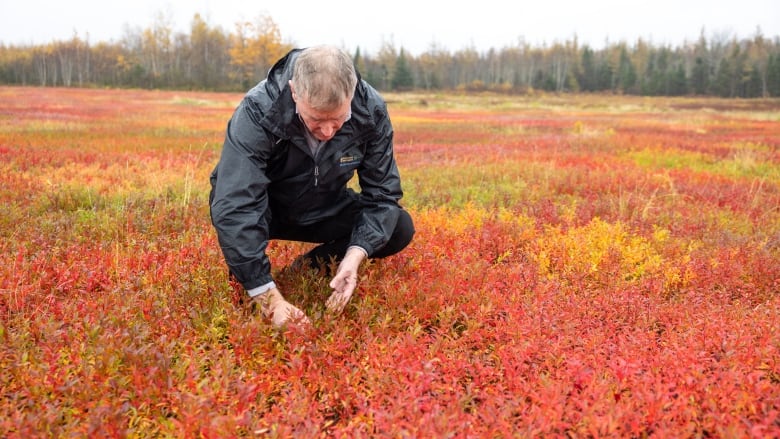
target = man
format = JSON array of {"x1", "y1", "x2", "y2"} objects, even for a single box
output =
[{"x1": 209, "y1": 45, "x2": 414, "y2": 327}]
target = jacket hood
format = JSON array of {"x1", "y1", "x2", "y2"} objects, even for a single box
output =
[
  {"x1": 263, "y1": 48, "x2": 302, "y2": 102},
  {"x1": 241, "y1": 49, "x2": 302, "y2": 140}
]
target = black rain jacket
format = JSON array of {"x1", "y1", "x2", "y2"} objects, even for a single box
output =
[{"x1": 209, "y1": 49, "x2": 404, "y2": 290}]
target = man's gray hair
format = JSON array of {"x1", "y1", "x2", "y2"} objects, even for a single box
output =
[{"x1": 291, "y1": 45, "x2": 357, "y2": 110}]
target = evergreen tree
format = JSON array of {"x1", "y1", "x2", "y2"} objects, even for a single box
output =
[
  {"x1": 767, "y1": 54, "x2": 780, "y2": 97},
  {"x1": 618, "y1": 47, "x2": 637, "y2": 93},
  {"x1": 669, "y1": 64, "x2": 687, "y2": 95},
  {"x1": 714, "y1": 56, "x2": 733, "y2": 97},
  {"x1": 578, "y1": 47, "x2": 596, "y2": 91},
  {"x1": 746, "y1": 65, "x2": 763, "y2": 97},
  {"x1": 691, "y1": 57, "x2": 709, "y2": 95},
  {"x1": 596, "y1": 58, "x2": 613, "y2": 91},
  {"x1": 391, "y1": 48, "x2": 413, "y2": 91},
  {"x1": 353, "y1": 47, "x2": 365, "y2": 75}
]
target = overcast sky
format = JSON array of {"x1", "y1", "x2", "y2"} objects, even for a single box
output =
[{"x1": 1, "y1": 0, "x2": 777, "y2": 54}]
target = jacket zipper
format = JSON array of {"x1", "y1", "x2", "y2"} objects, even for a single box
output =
[{"x1": 309, "y1": 130, "x2": 371, "y2": 188}]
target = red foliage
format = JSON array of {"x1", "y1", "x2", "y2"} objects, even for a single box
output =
[{"x1": 0, "y1": 87, "x2": 778, "y2": 437}]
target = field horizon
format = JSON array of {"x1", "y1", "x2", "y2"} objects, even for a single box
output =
[{"x1": 1, "y1": 86, "x2": 779, "y2": 437}]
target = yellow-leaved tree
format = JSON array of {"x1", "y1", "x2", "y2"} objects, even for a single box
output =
[{"x1": 229, "y1": 15, "x2": 291, "y2": 89}]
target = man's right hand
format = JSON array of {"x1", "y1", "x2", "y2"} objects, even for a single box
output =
[{"x1": 253, "y1": 288, "x2": 310, "y2": 327}]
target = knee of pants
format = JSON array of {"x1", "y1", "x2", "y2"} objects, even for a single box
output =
[
  {"x1": 396, "y1": 209, "x2": 415, "y2": 247},
  {"x1": 376, "y1": 209, "x2": 415, "y2": 258}
]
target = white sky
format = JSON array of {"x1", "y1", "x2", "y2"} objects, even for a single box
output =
[{"x1": 1, "y1": 0, "x2": 777, "y2": 55}]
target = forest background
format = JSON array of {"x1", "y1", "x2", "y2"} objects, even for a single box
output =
[{"x1": 1, "y1": 12, "x2": 779, "y2": 98}]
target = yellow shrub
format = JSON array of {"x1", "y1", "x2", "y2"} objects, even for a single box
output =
[{"x1": 533, "y1": 217, "x2": 663, "y2": 283}]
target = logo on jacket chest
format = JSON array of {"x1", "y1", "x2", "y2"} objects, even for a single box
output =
[{"x1": 339, "y1": 154, "x2": 362, "y2": 167}]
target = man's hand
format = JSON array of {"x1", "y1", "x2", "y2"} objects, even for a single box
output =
[
  {"x1": 326, "y1": 247, "x2": 367, "y2": 314},
  {"x1": 254, "y1": 288, "x2": 310, "y2": 327}
]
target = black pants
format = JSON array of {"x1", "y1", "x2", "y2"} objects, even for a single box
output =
[{"x1": 269, "y1": 203, "x2": 415, "y2": 268}]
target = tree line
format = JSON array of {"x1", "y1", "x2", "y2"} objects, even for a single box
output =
[{"x1": 1, "y1": 13, "x2": 779, "y2": 98}]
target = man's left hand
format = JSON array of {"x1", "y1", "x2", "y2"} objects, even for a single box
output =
[{"x1": 326, "y1": 247, "x2": 367, "y2": 314}]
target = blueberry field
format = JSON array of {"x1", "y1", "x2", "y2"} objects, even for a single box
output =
[{"x1": 1, "y1": 86, "x2": 779, "y2": 437}]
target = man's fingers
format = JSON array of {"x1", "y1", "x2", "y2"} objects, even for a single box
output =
[
  {"x1": 325, "y1": 292, "x2": 342, "y2": 311},
  {"x1": 328, "y1": 276, "x2": 343, "y2": 292},
  {"x1": 269, "y1": 300, "x2": 311, "y2": 327},
  {"x1": 327, "y1": 260, "x2": 360, "y2": 313},
  {"x1": 329, "y1": 274, "x2": 355, "y2": 295},
  {"x1": 326, "y1": 291, "x2": 351, "y2": 314}
]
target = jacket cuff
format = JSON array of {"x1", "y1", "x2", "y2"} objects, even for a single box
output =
[
  {"x1": 347, "y1": 245, "x2": 368, "y2": 259},
  {"x1": 247, "y1": 281, "x2": 276, "y2": 297},
  {"x1": 228, "y1": 259, "x2": 273, "y2": 290},
  {"x1": 349, "y1": 239, "x2": 374, "y2": 258}
]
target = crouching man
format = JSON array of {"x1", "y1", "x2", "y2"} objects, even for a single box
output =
[{"x1": 209, "y1": 45, "x2": 414, "y2": 326}]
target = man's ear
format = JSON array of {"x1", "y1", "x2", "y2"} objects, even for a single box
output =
[{"x1": 288, "y1": 80, "x2": 296, "y2": 101}]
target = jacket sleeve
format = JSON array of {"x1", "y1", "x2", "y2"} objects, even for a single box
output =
[
  {"x1": 209, "y1": 98, "x2": 274, "y2": 290},
  {"x1": 350, "y1": 100, "x2": 404, "y2": 256}
]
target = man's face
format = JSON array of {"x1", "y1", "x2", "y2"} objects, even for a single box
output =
[{"x1": 291, "y1": 82, "x2": 351, "y2": 142}]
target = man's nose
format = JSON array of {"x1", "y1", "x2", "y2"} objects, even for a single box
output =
[{"x1": 320, "y1": 124, "x2": 336, "y2": 138}]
